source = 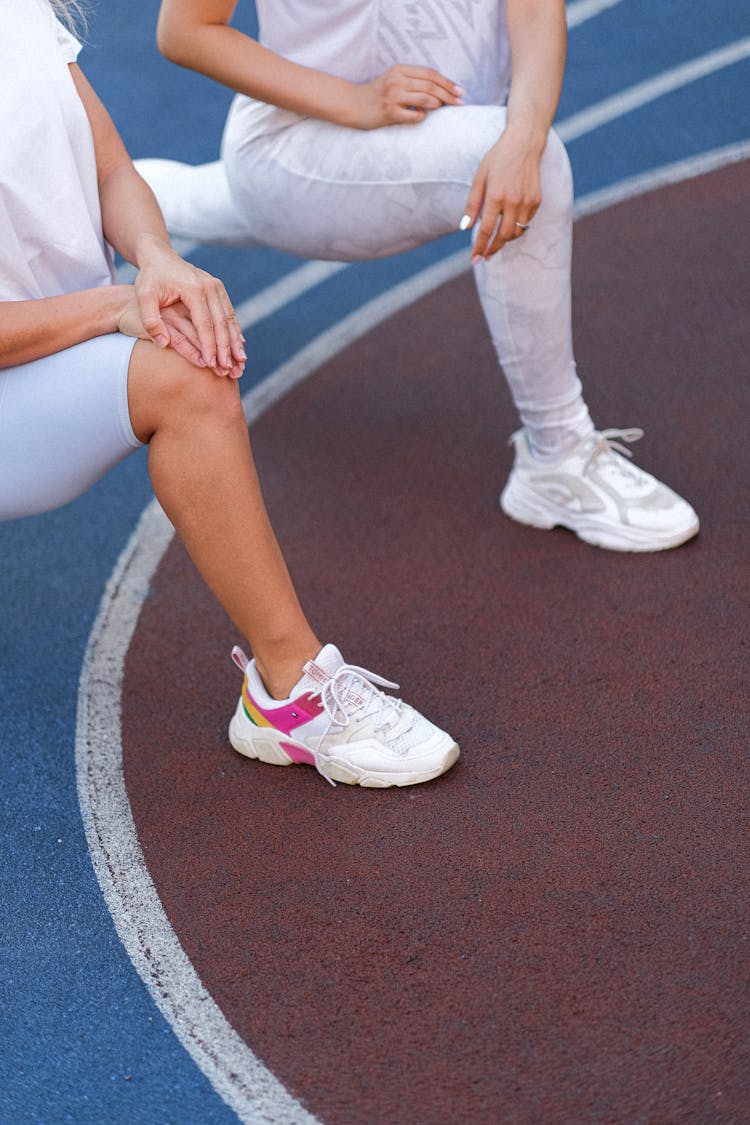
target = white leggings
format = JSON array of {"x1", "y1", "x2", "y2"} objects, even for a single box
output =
[
  {"x1": 0, "y1": 333, "x2": 141, "y2": 522},
  {"x1": 139, "y1": 103, "x2": 594, "y2": 458}
]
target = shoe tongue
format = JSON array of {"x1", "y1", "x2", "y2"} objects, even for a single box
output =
[{"x1": 290, "y1": 643, "x2": 344, "y2": 696}]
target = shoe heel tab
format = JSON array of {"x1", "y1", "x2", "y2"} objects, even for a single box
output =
[{"x1": 231, "y1": 645, "x2": 249, "y2": 674}]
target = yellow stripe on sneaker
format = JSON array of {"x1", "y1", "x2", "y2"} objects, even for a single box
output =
[{"x1": 242, "y1": 681, "x2": 274, "y2": 728}]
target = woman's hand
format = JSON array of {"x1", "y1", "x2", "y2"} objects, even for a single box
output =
[
  {"x1": 116, "y1": 286, "x2": 244, "y2": 379},
  {"x1": 351, "y1": 65, "x2": 464, "y2": 129},
  {"x1": 133, "y1": 237, "x2": 246, "y2": 376},
  {"x1": 461, "y1": 126, "x2": 546, "y2": 261}
]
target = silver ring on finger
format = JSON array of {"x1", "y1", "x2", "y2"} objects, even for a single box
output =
[{"x1": 514, "y1": 221, "x2": 530, "y2": 232}]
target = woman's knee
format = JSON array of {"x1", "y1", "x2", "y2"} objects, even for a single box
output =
[
  {"x1": 128, "y1": 340, "x2": 244, "y2": 442},
  {"x1": 538, "y1": 129, "x2": 574, "y2": 223}
]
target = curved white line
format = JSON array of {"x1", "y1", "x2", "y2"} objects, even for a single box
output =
[
  {"x1": 75, "y1": 503, "x2": 320, "y2": 1125},
  {"x1": 558, "y1": 38, "x2": 750, "y2": 142},
  {"x1": 241, "y1": 249, "x2": 471, "y2": 421},
  {"x1": 234, "y1": 260, "x2": 348, "y2": 329},
  {"x1": 566, "y1": 0, "x2": 624, "y2": 29},
  {"x1": 571, "y1": 138, "x2": 750, "y2": 218},
  {"x1": 76, "y1": 142, "x2": 749, "y2": 1123}
]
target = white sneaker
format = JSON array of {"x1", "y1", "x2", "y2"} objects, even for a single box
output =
[
  {"x1": 228, "y1": 645, "x2": 460, "y2": 788},
  {"x1": 500, "y1": 428, "x2": 699, "y2": 552}
]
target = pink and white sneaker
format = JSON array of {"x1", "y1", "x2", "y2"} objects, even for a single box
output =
[{"x1": 228, "y1": 644, "x2": 459, "y2": 788}]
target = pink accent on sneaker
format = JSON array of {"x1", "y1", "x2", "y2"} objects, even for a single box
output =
[
  {"x1": 245, "y1": 686, "x2": 325, "y2": 736},
  {"x1": 279, "y1": 741, "x2": 316, "y2": 766}
]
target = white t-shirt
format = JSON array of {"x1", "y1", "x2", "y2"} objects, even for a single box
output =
[
  {"x1": 256, "y1": 0, "x2": 511, "y2": 105},
  {"x1": 0, "y1": 0, "x2": 114, "y2": 302},
  {"x1": 235, "y1": 0, "x2": 511, "y2": 138}
]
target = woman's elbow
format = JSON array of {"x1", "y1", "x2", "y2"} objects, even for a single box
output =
[
  {"x1": 156, "y1": 21, "x2": 177, "y2": 63},
  {"x1": 156, "y1": 13, "x2": 190, "y2": 65}
]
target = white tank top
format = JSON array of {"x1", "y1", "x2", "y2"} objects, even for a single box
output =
[
  {"x1": 255, "y1": 0, "x2": 511, "y2": 107},
  {"x1": 0, "y1": 0, "x2": 113, "y2": 302}
]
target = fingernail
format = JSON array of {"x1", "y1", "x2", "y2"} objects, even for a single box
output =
[
  {"x1": 453, "y1": 84, "x2": 466, "y2": 95},
  {"x1": 455, "y1": 98, "x2": 467, "y2": 106},
  {"x1": 239, "y1": 348, "x2": 247, "y2": 361},
  {"x1": 459, "y1": 214, "x2": 473, "y2": 231},
  {"x1": 154, "y1": 334, "x2": 168, "y2": 349},
  {"x1": 471, "y1": 254, "x2": 483, "y2": 266}
]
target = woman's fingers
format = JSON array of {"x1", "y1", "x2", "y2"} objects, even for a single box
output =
[
  {"x1": 162, "y1": 298, "x2": 245, "y2": 378},
  {"x1": 134, "y1": 251, "x2": 245, "y2": 371},
  {"x1": 389, "y1": 66, "x2": 463, "y2": 106},
  {"x1": 206, "y1": 278, "x2": 245, "y2": 370},
  {"x1": 464, "y1": 163, "x2": 506, "y2": 261},
  {"x1": 161, "y1": 304, "x2": 202, "y2": 351},
  {"x1": 177, "y1": 286, "x2": 219, "y2": 368},
  {"x1": 135, "y1": 284, "x2": 171, "y2": 350},
  {"x1": 397, "y1": 73, "x2": 464, "y2": 110},
  {"x1": 165, "y1": 326, "x2": 204, "y2": 368},
  {"x1": 401, "y1": 66, "x2": 465, "y2": 104},
  {"x1": 463, "y1": 142, "x2": 543, "y2": 261},
  {"x1": 365, "y1": 64, "x2": 465, "y2": 127},
  {"x1": 460, "y1": 165, "x2": 488, "y2": 241}
]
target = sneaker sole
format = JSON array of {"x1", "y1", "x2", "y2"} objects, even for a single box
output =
[
  {"x1": 500, "y1": 478, "x2": 699, "y2": 552},
  {"x1": 229, "y1": 717, "x2": 460, "y2": 788}
]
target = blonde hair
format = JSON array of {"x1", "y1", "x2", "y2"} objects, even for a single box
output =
[{"x1": 48, "y1": 0, "x2": 89, "y2": 35}]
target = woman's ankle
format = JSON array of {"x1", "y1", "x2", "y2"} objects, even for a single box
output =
[{"x1": 253, "y1": 638, "x2": 321, "y2": 700}]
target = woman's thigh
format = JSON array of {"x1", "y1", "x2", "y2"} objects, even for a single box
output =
[
  {"x1": 0, "y1": 334, "x2": 141, "y2": 521},
  {"x1": 224, "y1": 104, "x2": 508, "y2": 260}
]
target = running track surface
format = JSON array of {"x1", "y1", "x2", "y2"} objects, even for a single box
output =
[
  {"x1": 1, "y1": 2, "x2": 749, "y2": 1123},
  {"x1": 124, "y1": 160, "x2": 750, "y2": 1124}
]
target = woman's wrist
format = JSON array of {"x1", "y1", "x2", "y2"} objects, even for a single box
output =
[
  {"x1": 501, "y1": 114, "x2": 550, "y2": 155},
  {"x1": 106, "y1": 284, "x2": 136, "y2": 333},
  {"x1": 133, "y1": 231, "x2": 174, "y2": 270},
  {"x1": 335, "y1": 81, "x2": 370, "y2": 128}
]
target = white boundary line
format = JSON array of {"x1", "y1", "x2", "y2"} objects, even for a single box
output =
[
  {"x1": 233, "y1": 260, "x2": 347, "y2": 329},
  {"x1": 240, "y1": 250, "x2": 471, "y2": 419},
  {"x1": 557, "y1": 37, "x2": 750, "y2": 142},
  {"x1": 571, "y1": 138, "x2": 750, "y2": 218},
  {"x1": 75, "y1": 503, "x2": 320, "y2": 1125},
  {"x1": 76, "y1": 142, "x2": 749, "y2": 1124},
  {"x1": 566, "y1": 0, "x2": 624, "y2": 29}
]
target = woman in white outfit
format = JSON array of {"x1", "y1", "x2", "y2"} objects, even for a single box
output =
[
  {"x1": 141, "y1": 0, "x2": 699, "y2": 552},
  {"x1": 0, "y1": 0, "x2": 460, "y2": 789}
]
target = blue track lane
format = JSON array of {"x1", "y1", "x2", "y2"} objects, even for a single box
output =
[{"x1": 1, "y1": 1, "x2": 748, "y2": 1120}]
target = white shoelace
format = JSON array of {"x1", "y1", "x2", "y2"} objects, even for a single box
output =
[
  {"x1": 584, "y1": 427, "x2": 644, "y2": 475},
  {"x1": 311, "y1": 662, "x2": 404, "y2": 786}
]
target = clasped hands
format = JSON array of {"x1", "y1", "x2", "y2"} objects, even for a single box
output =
[{"x1": 116, "y1": 239, "x2": 246, "y2": 378}]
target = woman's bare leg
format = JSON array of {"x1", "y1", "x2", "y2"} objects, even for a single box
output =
[{"x1": 127, "y1": 339, "x2": 320, "y2": 699}]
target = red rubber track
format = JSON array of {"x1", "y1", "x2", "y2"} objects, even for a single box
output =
[{"x1": 123, "y1": 162, "x2": 750, "y2": 1123}]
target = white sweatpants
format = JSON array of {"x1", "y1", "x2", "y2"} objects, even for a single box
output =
[
  {"x1": 139, "y1": 103, "x2": 594, "y2": 458},
  {"x1": 0, "y1": 334, "x2": 141, "y2": 521}
]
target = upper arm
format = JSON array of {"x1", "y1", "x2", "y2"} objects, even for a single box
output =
[
  {"x1": 68, "y1": 63, "x2": 131, "y2": 187},
  {"x1": 505, "y1": 0, "x2": 566, "y2": 34}
]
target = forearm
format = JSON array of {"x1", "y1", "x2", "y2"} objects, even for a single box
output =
[
  {"x1": 0, "y1": 286, "x2": 130, "y2": 368},
  {"x1": 157, "y1": 9, "x2": 360, "y2": 126},
  {"x1": 504, "y1": 0, "x2": 567, "y2": 151},
  {"x1": 99, "y1": 163, "x2": 173, "y2": 269}
]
